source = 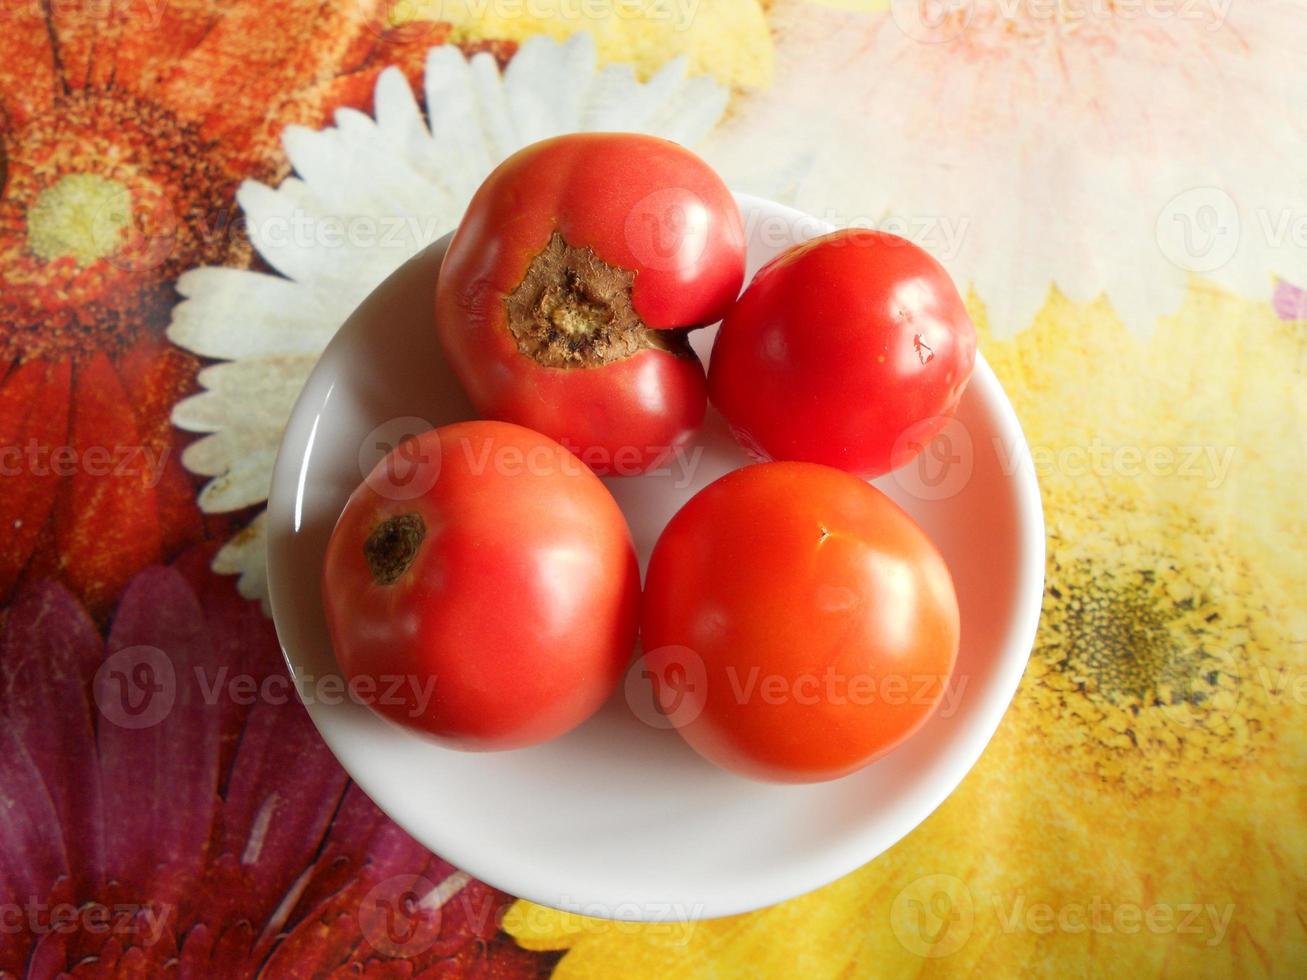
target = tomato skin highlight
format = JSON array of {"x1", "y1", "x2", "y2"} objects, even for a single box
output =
[
  {"x1": 435, "y1": 133, "x2": 745, "y2": 475},
  {"x1": 708, "y1": 229, "x2": 977, "y2": 479},
  {"x1": 640, "y1": 462, "x2": 960, "y2": 783},
  {"x1": 321, "y1": 421, "x2": 640, "y2": 750}
]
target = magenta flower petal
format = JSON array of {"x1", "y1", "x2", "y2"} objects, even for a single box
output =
[
  {"x1": 0, "y1": 581, "x2": 105, "y2": 891},
  {"x1": 26, "y1": 927, "x2": 72, "y2": 980},
  {"x1": 214, "y1": 699, "x2": 349, "y2": 928},
  {"x1": 175, "y1": 922, "x2": 216, "y2": 978},
  {"x1": 98, "y1": 566, "x2": 221, "y2": 904},
  {"x1": 1272, "y1": 279, "x2": 1307, "y2": 321},
  {"x1": 322, "y1": 784, "x2": 428, "y2": 868},
  {"x1": 0, "y1": 731, "x2": 68, "y2": 973},
  {"x1": 171, "y1": 544, "x2": 286, "y2": 781},
  {"x1": 175, "y1": 918, "x2": 259, "y2": 979},
  {"x1": 0, "y1": 553, "x2": 553, "y2": 976},
  {"x1": 292, "y1": 785, "x2": 439, "y2": 911}
]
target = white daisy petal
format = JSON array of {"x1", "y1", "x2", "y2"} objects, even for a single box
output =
[
  {"x1": 374, "y1": 66, "x2": 426, "y2": 145},
  {"x1": 1107, "y1": 267, "x2": 1188, "y2": 342},
  {"x1": 377, "y1": 74, "x2": 444, "y2": 180},
  {"x1": 236, "y1": 178, "x2": 321, "y2": 284},
  {"x1": 981, "y1": 280, "x2": 1052, "y2": 342},
  {"x1": 181, "y1": 429, "x2": 274, "y2": 477},
  {"x1": 172, "y1": 356, "x2": 314, "y2": 435},
  {"x1": 280, "y1": 125, "x2": 348, "y2": 194},
  {"x1": 195, "y1": 356, "x2": 313, "y2": 398},
  {"x1": 197, "y1": 448, "x2": 279, "y2": 514},
  {"x1": 618, "y1": 56, "x2": 691, "y2": 131},
  {"x1": 167, "y1": 35, "x2": 730, "y2": 610},
  {"x1": 505, "y1": 34, "x2": 595, "y2": 143},
  {"x1": 502, "y1": 35, "x2": 562, "y2": 132},
  {"x1": 332, "y1": 107, "x2": 378, "y2": 141},
  {"x1": 469, "y1": 52, "x2": 520, "y2": 162},
  {"x1": 213, "y1": 511, "x2": 271, "y2": 614},
  {"x1": 576, "y1": 63, "x2": 642, "y2": 131},
  {"x1": 170, "y1": 392, "x2": 229, "y2": 434},
  {"x1": 705, "y1": 0, "x2": 1307, "y2": 336},
  {"x1": 284, "y1": 126, "x2": 415, "y2": 221},
  {"x1": 169, "y1": 269, "x2": 331, "y2": 359},
  {"x1": 640, "y1": 66, "x2": 728, "y2": 146},
  {"x1": 423, "y1": 47, "x2": 493, "y2": 182},
  {"x1": 555, "y1": 34, "x2": 602, "y2": 125}
]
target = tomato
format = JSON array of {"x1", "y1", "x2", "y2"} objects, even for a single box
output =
[
  {"x1": 708, "y1": 229, "x2": 976, "y2": 478},
  {"x1": 321, "y1": 421, "x2": 640, "y2": 749},
  {"x1": 640, "y1": 462, "x2": 959, "y2": 783},
  {"x1": 435, "y1": 133, "x2": 745, "y2": 475}
]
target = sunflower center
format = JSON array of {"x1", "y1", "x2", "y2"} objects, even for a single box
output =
[
  {"x1": 1023, "y1": 550, "x2": 1260, "y2": 793},
  {"x1": 1051, "y1": 567, "x2": 1218, "y2": 706},
  {"x1": 27, "y1": 173, "x2": 133, "y2": 267}
]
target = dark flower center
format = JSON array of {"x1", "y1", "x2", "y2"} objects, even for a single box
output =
[{"x1": 0, "y1": 87, "x2": 242, "y2": 361}]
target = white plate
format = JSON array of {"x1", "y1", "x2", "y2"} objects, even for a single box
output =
[{"x1": 267, "y1": 195, "x2": 1044, "y2": 921}]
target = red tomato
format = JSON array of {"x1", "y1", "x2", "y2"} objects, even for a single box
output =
[
  {"x1": 708, "y1": 229, "x2": 976, "y2": 478},
  {"x1": 640, "y1": 462, "x2": 960, "y2": 783},
  {"x1": 435, "y1": 133, "x2": 745, "y2": 475},
  {"x1": 321, "y1": 421, "x2": 640, "y2": 749}
]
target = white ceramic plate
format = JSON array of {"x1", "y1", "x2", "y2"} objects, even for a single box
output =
[{"x1": 267, "y1": 195, "x2": 1044, "y2": 921}]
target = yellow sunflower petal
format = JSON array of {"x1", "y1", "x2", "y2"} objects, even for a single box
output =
[{"x1": 390, "y1": 0, "x2": 773, "y2": 88}]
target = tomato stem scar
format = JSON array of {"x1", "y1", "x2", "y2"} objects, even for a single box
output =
[
  {"x1": 505, "y1": 231, "x2": 693, "y2": 369},
  {"x1": 364, "y1": 512, "x2": 426, "y2": 585}
]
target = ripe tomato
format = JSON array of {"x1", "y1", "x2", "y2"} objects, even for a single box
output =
[
  {"x1": 321, "y1": 421, "x2": 639, "y2": 749},
  {"x1": 640, "y1": 462, "x2": 960, "y2": 783},
  {"x1": 435, "y1": 133, "x2": 745, "y2": 475},
  {"x1": 708, "y1": 229, "x2": 976, "y2": 478}
]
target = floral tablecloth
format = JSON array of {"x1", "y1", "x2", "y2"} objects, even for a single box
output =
[{"x1": 1, "y1": 0, "x2": 1303, "y2": 976}]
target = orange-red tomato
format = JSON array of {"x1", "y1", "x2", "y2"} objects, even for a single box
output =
[
  {"x1": 709, "y1": 229, "x2": 976, "y2": 478},
  {"x1": 435, "y1": 133, "x2": 745, "y2": 476},
  {"x1": 322, "y1": 421, "x2": 639, "y2": 749},
  {"x1": 641, "y1": 462, "x2": 960, "y2": 782}
]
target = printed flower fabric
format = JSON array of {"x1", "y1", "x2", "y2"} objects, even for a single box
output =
[
  {"x1": 0, "y1": 0, "x2": 508, "y2": 618},
  {"x1": 505, "y1": 279, "x2": 1307, "y2": 978},
  {"x1": 1, "y1": 0, "x2": 1303, "y2": 977},
  {"x1": 0, "y1": 549, "x2": 555, "y2": 976}
]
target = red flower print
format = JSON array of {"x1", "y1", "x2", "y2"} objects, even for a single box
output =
[
  {"x1": 0, "y1": 1, "x2": 512, "y2": 617},
  {"x1": 0, "y1": 549, "x2": 555, "y2": 977}
]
